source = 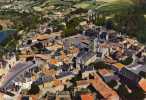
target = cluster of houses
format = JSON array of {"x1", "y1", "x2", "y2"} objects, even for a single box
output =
[{"x1": 0, "y1": 21, "x2": 146, "y2": 100}]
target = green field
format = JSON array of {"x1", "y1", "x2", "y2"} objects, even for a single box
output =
[{"x1": 74, "y1": 1, "x2": 97, "y2": 9}]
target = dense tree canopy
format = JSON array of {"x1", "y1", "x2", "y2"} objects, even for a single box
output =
[
  {"x1": 95, "y1": 0, "x2": 146, "y2": 43},
  {"x1": 63, "y1": 17, "x2": 84, "y2": 37},
  {"x1": 28, "y1": 83, "x2": 40, "y2": 95}
]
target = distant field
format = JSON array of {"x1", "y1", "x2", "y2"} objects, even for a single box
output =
[
  {"x1": 97, "y1": 0, "x2": 117, "y2": 2},
  {"x1": 74, "y1": 1, "x2": 97, "y2": 9}
]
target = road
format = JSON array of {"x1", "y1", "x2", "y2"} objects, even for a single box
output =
[{"x1": 0, "y1": 61, "x2": 37, "y2": 89}]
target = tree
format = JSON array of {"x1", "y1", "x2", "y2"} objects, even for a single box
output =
[
  {"x1": 28, "y1": 83, "x2": 40, "y2": 95},
  {"x1": 70, "y1": 71, "x2": 82, "y2": 85},
  {"x1": 139, "y1": 71, "x2": 146, "y2": 78},
  {"x1": 107, "y1": 80, "x2": 118, "y2": 88},
  {"x1": 62, "y1": 17, "x2": 84, "y2": 37},
  {"x1": 0, "y1": 25, "x2": 3, "y2": 30},
  {"x1": 128, "y1": 88, "x2": 145, "y2": 100},
  {"x1": 95, "y1": 14, "x2": 106, "y2": 26},
  {"x1": 27, "y1": 40, "x2": 32, "y2": 45},
  {"x1": 95, "y1": 0, "x2": 146, "y2": 43},
  {"x1": 120, "y1": 56, "x2": 133, "y2": 65},
  {"x1": 90, "y1": 61, "x2": 111, "y2": 70},
  {"x1": 117, "y1": 84, "x2": 129, "y2": 99}
]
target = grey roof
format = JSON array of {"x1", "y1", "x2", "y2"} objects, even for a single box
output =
[
  {"x1": 63, "y1": 34, "x2": 90, "y2": 48},
  {"x1": 76, "y1": 42, "x2": 89, "y2": 49},
  {"x1": 126, "y1": 64, "x2": 146, "y2": 74},
  {"x1": 77, "y1": 50, "x2": 86, "y2": 58},
  {"x1": 85, "y1": 29, "x2": 98, "y2": 38},
  {"x1": 56, "y1": 72, "x2": 75, "y2": 79},
  {"x1": 124, "y1": 49, "x2": 136, "y2": 56},
  {"x1": 103, "y1": 75, "x2": 120, "y2": 82},
  {"x1": 81, "y1": 66, "x2": 94, "y2": 73},
  {"x1": 77, "y1": 51, "x2": 96, "y2": 63},
  {"x1": 34, "y1": 76, "x2": 53, "y2": 85},
  {"x1": 120, "y1": 67, "x2": 141, "y2": 82}
]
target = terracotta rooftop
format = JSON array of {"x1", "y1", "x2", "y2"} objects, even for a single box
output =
[
  {"x1": 52, "y1": 80, "x2": 62, "y2": 87},
  {"x1": 42, "y1": 68, "x2": 56, "y2": 76},
  {"x1": 81, "y1": 93, "x2": 94, "y2": 100},
  {"x1": 91, "y1": 74, "x2": 119, "y2": 100},
  {"x1": 47, "y1": 44, "x2": 63, "y2": 51},
  {"x1": 60, "y1": 52, "x2": 67, "y2": 61},
  {"x1": 138, "y1": 78, "x2": 146, "y2": 92},
  {"x1": 35, "y1": 54, "x2": 49, "y2": 60},
  {"x1": 33, "y1": 34, "x2": 49, "y2": 40},
  {"x1": 98, "y1": 69, "x2": 112, "y2": 76},
  {"x1": 50, "y1": 58, "x2": 59, "y2": 65},
  {"x1": 31, "y1": 95, "x2": 39, "y2": 100},
  {"x1": 69, "y1": 48, "x2": 79, "y2": 54},
  {"x1": 32, "y1": 75, "x2": 37, "y2": 81},
  {"x1": 76, "y1": 80, "x2": 90, "y2": 86}
]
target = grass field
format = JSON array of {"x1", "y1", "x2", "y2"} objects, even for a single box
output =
[{"x1": 74, "y1": 1, "x2": 97, "y2": 9}]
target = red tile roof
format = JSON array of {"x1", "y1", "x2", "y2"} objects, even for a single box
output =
[
  {"x1": 76, "y1": 80, "x2": 90, "y2": 86},
  {"x1": 34, "y1": 34, "x2": 49, "y2": 40},
  {"x1": 50, "y1": 58, "x2": 58, "y2": 65},
  {"x1": 81, "y1": 93, "x2": 94, "y2": 100},
  {"x1": 98, "y1": 69, "x2": 111, "y2": 76},
  {"x1": 91, "y1": 74, "x2": 119, "y2": 100},
  {"x1": 138, "y1": 79, "x2": 146, "y2": 92}
]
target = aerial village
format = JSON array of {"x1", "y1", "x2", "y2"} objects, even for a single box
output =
[
  {"x1": 0, "y1": 16, "x2": 146, "y2": 100},
  {"x1": 0, "y1": 0, "x2": 146, "y2": 100}
]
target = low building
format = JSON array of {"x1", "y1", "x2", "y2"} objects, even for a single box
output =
[
  {"x1": 81, "y1": 67, "x2": 96, "y2": 79},
  {"x1": 34, "y1": 75, "x2": 54, "y2": 88},
  {"x1": 33, "y1": 34, "x2": 49, "y2": 41},
  {"x1": 49, "y1": 58, "x2": 62, "y2": 67},
  {"x1": 6, "y1": 54, "x2": 17, "y2": 69},
  {"x1": 0, "y1": 60, "x2": 7, "y2": 69},
  {"x1": 56, "y1": 91, "x2": 71, "y2": 100},
  {"x1": 63, "y1": 34, "x2": 90, "y2": 50},
  {"x1": 76, "y1": 80, "x2": 90, "y2": 90},
  {"x1": 51, "y1": 80, "x2": 64, "y2": 93},
  {"x1": 56, "y1": 72, "x2": 75, "y2": 83},
  {"x1": 91, "y1": 75, "x2": 120, "y2": 100},
  {"x1": 76, "y1": 51, "x2": 97, "y2": 67},
  {"x1": 98, "y1": 69, "x2": 119, "y2": 82},
  {"x1": 126, "y1": 64, "x2": 146, "y2": 75},
  {"x1": 119, "y1": 67, "x2": 141, "y2": 87}
]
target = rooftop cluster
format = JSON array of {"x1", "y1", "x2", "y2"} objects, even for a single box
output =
[{"x1": 0, "y1": 19, "x2": 146, "y2": 100}]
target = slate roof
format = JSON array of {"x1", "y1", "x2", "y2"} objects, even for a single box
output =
[
  {"x1": 77, "y1": 51, "x2": 96, "y2": 63},
  {"x1": 56, "y1": 71, "x2": 75, "y2": 79},
  {"x1": 81, "y1": 66, "x2": 94, "y2": 73},
  {"x1": 126, "y1": 64, "x2": 146, "y2": 74},
  {"x1": 120, "y1": 67, "x2": 141, "y2": 83},
  {"x1": 85, "y1": 29, "x2": 98, "y2": 38},
  {"x1": 63, "y1": 34, "x2": 90, "y2": 48},
  {"x1": 34, "y1": 76, "x2": 53, "y2": 85}
]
